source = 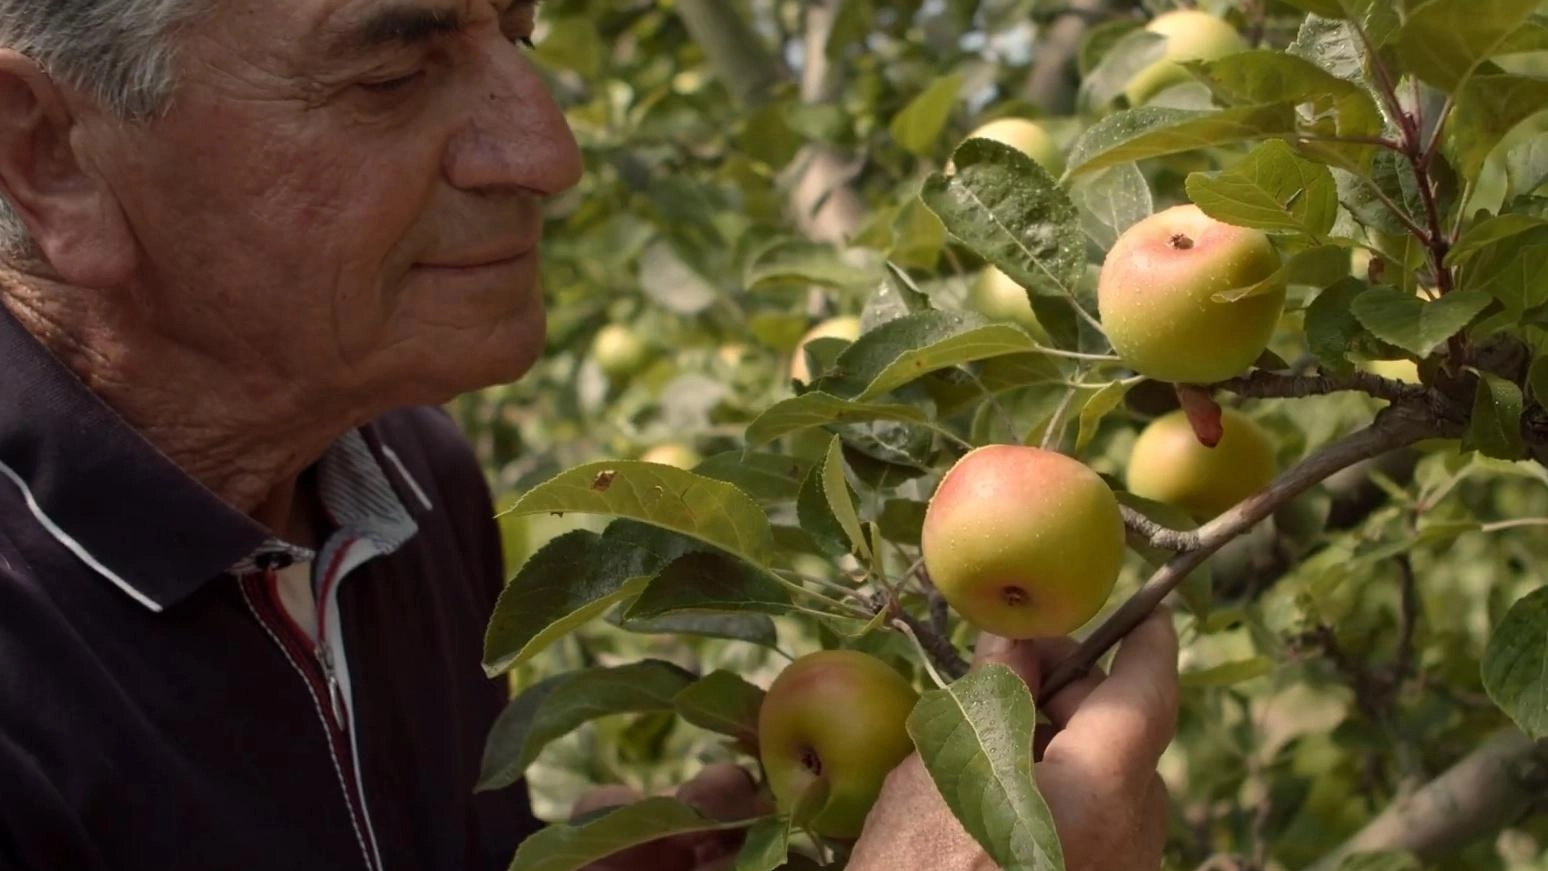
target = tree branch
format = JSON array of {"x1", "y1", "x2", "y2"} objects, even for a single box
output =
[
  {"x1": 1120, "y1": 505, "x2": 1198, "y2": 552},
  {"x1": 1307, "y1": 730, "x2": 1548, "y2": 871},
  {"x1": 1039, "y1": 404, "x2": 1443, "y2": 702},
  {"x1": 1023, "y1": 0, "x2": 1140, "y2": 113},
  {"x1": 1211, "y1": 369, "x2": 1427, "y2": 405}
]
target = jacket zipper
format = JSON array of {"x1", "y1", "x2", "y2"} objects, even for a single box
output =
[{"x1": 241, "y1": 571, "x2": 381, "y2": 871}]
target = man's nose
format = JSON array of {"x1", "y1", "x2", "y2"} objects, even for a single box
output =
[{"x1": 443, "y1": 41, "x2": 583, "y2": 197}]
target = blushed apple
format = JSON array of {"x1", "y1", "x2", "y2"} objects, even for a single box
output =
[
  {"x1": 1098, "y1": 204, "x2": 1284, "y2": 384},
  {"x1": 921, "y1": 445, "x2": 1126, "y2": 638},
  {"x1": 758, "y1": 650, "x2": 919, "y2": 839}
]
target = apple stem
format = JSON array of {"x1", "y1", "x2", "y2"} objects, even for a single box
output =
[
  {"x1": 1039, "y1": 403, "x2": 1443, "y2": 704},
  {"x1": 1119, "y1": 505, "x2": 1198, "y2": 552}
]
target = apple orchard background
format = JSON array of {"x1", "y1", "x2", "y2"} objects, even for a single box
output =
[{"x1": 449, "y1": 2, "x2": 1548, "y2": 870}]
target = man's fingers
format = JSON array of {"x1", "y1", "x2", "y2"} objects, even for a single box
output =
[
  {"x1": 972, "y1": 631, "x2": 1042, "y2": 698},
  {"x1": 570, "y1": 784, "x2": 642, "y2": 821},
  {"x1": 675, "y1": 762, "x2": 771, "y2": 822},
  {"x1": 1051, "y1": 610, "x2": 1179, "y2": 784}
]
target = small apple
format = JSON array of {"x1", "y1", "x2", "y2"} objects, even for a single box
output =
[
  {"x1": 958, "y1": 116, "x2": 1063, "y2": 176},
  {"x1": 1126, "y1": 408, "x2": 1277, "y2": 520},
  {"x1": 758, "y1": 650, "x2": 918, "y2": 839},
  {"x1": 592, "y1": 324, "x2": 651, "y2": 379},
  {"x1": 1362, "y1": 358, "x2": 1420, "y2": 384},
  {"x1": 639, "y1": 442, "x2": 701, "y2": 470},
  {"x1": 789, "y1": 316, "x2": 862, "y2": 384},
  {"x1": 970, "y1": 267, "x2": 1045, "y2": 337},
  {"x1": 1123, "y1": 10, "x2": 1247, "y2": 106},
  {"x1": 1098, "y1": 204, "x2": 1285, "y2": 384},
  {"x1": 921, "y1": 445, "x2": 1125, "y2": 638}
]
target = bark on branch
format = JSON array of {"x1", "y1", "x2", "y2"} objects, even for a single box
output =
[
  {"x1": 1039, "y1": 403, "x2": 1443, "y2": 702},
  {"x1": 1307, "y1": 729, "x2": 1548, "y2": 871}
]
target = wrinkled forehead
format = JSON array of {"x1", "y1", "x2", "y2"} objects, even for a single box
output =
[{"x1": 208, "y1": 0, "x2": 489, "y2": 70}]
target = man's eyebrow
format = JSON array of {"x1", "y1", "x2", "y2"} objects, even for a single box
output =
[{"x1": 330, "y1": 5, "x2": 466, "y2": 55}]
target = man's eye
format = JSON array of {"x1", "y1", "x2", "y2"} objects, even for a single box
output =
[{"x1": 359, "y1": 71, "x2": 425, "y2": 93}]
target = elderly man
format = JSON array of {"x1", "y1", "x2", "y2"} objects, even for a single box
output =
[{"x1": 0, "y1": 2, "x2": 1178, "y2": 870}]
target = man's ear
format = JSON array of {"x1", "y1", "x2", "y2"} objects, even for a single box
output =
[{"x1": 0, "y1": 50, "x2": 135, "y2": 286}]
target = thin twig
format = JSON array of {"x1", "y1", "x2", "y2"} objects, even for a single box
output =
[
  {"x1": 1040, "y1": 405, "x2": 1441, "y2": 702},
  {"x1": 893, "y1": 619, "x2": 952, "y2": 689},
  {"x1": 1119, "y1": 504, "x2": 1199, "y2": 551},
  {"x1": 1393, "y1": 554, "x2": 1419, "y2": 688},
  {"x1": 1480, "y1": 518, "x2": 1548, "y2": 533}
]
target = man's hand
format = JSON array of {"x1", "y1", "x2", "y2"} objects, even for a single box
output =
[
  {"x1": 571, "y1": 762, "x2": 774, "y2": 871},
  {"x1": 848, "y1": 610, "x2": 1180, "y2": 871}
]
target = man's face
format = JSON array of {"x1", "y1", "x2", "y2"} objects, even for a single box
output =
[{"x1": 87, "y1": 0, "x2": 582, "y2": 404}]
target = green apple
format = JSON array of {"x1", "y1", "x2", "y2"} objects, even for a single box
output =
[
  {"x1": 1098, "y1": 204, "x2": 1285, "y2": 384},
  {"x1": 758, "y1": 650, "x2": 918, "y2": 839},
  {"x1": 970, "y1": 267, "x2": 1044, "y2": 337},
  {"x1": 1363, "y1": 358, "x2": 1420, "y2": 384},
  {"x1": 1126, "y1": 408, "x2": 1277, "y2": 520},
  {"x1": 592, "y1": 324, "x2": 650, "y2": 379},
  {"x1": 789, "y1": 316, "x2": 862, "y2": 384},
  {"x1": 959, "y1": 116, "x2": 1063, "y2": 176},
  {"x1": 1123, "y1": 10, "x2": 1246, "y2": 106},
  {"x1": 921, "y1": 445, "x2": 1125, "y2": 638},
  {"x1": 639, "y1": 442, "x2": 701, "y2": 470}
]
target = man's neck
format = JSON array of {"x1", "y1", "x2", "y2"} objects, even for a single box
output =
[{"x1": 1, "y1": 275, "x2": 362, "y2": 536}]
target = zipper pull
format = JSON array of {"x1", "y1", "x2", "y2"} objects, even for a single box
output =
[{"x1": 316, "y1": 643, "x2": 348, "y2": 731}]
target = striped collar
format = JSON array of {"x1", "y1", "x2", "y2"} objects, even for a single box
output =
[{"x1": 0, "y1": 303, "x2": 433, "y2": 612}]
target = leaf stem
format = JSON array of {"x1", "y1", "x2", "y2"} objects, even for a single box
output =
[
  {"x1": 893, "y1": 619, "x2": 952, "y2": 689},
  {"x1": 1479, "y1": 517, "x2": 1548, "y2": 533}
]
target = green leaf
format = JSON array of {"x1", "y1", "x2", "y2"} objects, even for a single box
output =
[
  {"x1": 733, "y1": 817, "x2": 792, "y2": 871},
  {"x1": 478, "y1": 660, "x2": 696, "y2": 791},
  {"x1": 816, "y1": 311, "x2": 1049, "y2": 401},
  {"x1": 744, "y1": 392, "x2": 928, "y2": 451},
  {"x1": 821, "y1": 435, "x2": 872, "y2": 562},
  {"x1": 613, "y1": 612, "x2": 778, "y2": 647},
  {"x1": 1530, "y1": 354, "x2": 1548, "y2": 404},
  {"x1": 505, "y1": 461, "x2": 775, "y2": 567},
  {"x1": 1304, "y1": 279, "x2": 1369, "y2": 373},
  {"x1": 484, "y1": 530, "x2": 644, "y2": 676},
  {"x1": 694, "y1": 451, "x2": 812, "y2": 505},
  {"x1": 921, "y1": 139, "x2": 1086, "y2": 307},
  {"x1": 1349, "y1": 287, "x2": 1492, "y2": 356},
  {"x1": 891, "y1": 72, "x2": 964, "y2": 156},
  {"x1": 1460, "y1": 228, "x2": 1548, "y2": 315},
  {"x1": 673, "y1": 670, "x2": 766, "y2": 747},
  {"x1": 1505, "y1": 132, "x2": 1548, "y2": 199},
  {"x1": 1070, "y1": 163, "x2": 1153, "y2": 249},
  {"x1": 924, "y1": 353, "x2": 1071, "y2": 418},
  {"x1": 626, "y1": 551, "x2": 795, "y2": 621},
  {"x1": 1180, "y1": 657, "x2": 1274, "y2": 688},
  {"x1": 1482, "y1": 586, "x2": 1548, "y2": 740},
  {"x1": 1075, "y1": 380, "x2": 1131, "y2": 453},
  {"x1": 1446, "y1": 74, "x2": 1548, "y2": 179},
  {"x1": 507, "y1": 797, "x2": 751, "y2": 871},
  {"x1": 1188, "y1": 51, "x2": 1383, "y2": 170},
  {"x1": 1446, "y1": 213, "x2": 1548, "y2": 267},
  {"x1": 1186, "y1": 139, "x2": 1338, "y2": 239},
  {"x1": 1336, "y1": 851, "x2": 1422, "y2": 871},
  {"x1": 1465, "y1": 372, "x2": 1526, "y2": 460},
  {"x1": 746, "y1": 240, "x2": 884, "y2": 291},
  {"x1": 1395, "y1": 0, "x2": 1540, "y2": 94},
  {"x1": 1065, "y1": 104, "x2": 1298, "y2": 178},
  {"x1": 796, "y1": 458, "x2": 853, "y2": 558},
  {"x1": 908, "y1": 665, "x2": 1065, "y2": 871}
]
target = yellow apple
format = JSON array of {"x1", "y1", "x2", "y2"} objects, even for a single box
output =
[
  {"x1": 1124, "y1": 10, "x2": 1247, "y2": 106},
  {"x1": 921, "y1": 445, "x2": 1126, "y2": 638},
  {"x1": 970, "y1": 267, "x2": 1045, "y2": 337},
  {"x1": 789, "y1": 316, "x2": 862, "y2": 384},
  {"x1": 592, "y1": 324, "x2": 650, "y2": 379},
  {"x1": 758, "y1": 650, "x2": 919, "y2": 839},
  {"x1": 639, "y1": 443, "x2": 701, "y2": 470},
  {"x1": 1126, "y1": 408, "x2": 1277, "y2": 520},
  {"x1": 1098, "y1": 204, "x2": 1285, "y2": 384},
  {"x1": 959, "y1": 116, "x2": 1064, "y2": 176}
]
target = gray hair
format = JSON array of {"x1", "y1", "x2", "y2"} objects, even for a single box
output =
[{"x1": 0, "y1": 0, "x2": 203, "y2": 259}]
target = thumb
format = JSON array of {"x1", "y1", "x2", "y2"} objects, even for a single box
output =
[{"x1": 971, "y1": 629, "x2": 1042, "y2": 697}]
